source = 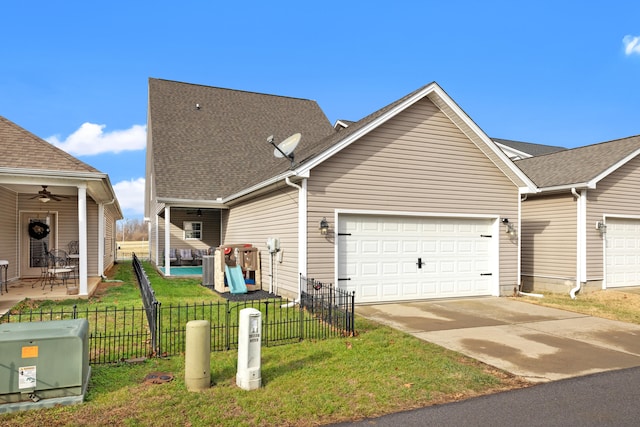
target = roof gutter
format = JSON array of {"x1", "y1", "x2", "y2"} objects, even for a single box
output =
[
  {"x1": 0, "y1": 168, "x2": 107, "y2": 181},
  {"x1": 223, "y1": 169, "x2": 309, "y2": 204}
]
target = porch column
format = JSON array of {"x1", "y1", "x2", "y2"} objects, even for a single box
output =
[
  {"x1": 165, "y1": 207, "x2": 171, "y2": 276},
  {"x1": 98, "y1": 203, "x2": 105, "y2": 276},
  {"x1": 78, "y1": 184, "x2": 88, "y2": 295}
]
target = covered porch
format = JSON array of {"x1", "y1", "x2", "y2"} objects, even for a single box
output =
[{"x1": 0, "y1": 276, "x2": 102, "y2": 316}]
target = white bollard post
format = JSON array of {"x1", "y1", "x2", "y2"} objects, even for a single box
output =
[
  {"x1": 185, "y1": 320, "x2": 211, "y2": 391},
  {"x1": 236, "y1": 308, "x2": 262, "y2": 390}
]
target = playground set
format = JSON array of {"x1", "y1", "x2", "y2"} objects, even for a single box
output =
[{"x1": 213, "y1": 244, "x2": 261, "y2": 295}]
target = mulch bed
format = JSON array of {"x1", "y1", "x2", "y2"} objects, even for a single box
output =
[{"x1": 216, "y1": 289, "x2": 281, "y2": 301}]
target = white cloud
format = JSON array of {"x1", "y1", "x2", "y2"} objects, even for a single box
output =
[
  {"x1": 623, "y1": 35, "x2": 640, "y2": 56},
  {"x1": 113, "y1": 178, "x2": 145, "y2": 217},
  {"x1": 47, "y1": 123, "x2": 146, "y2": 156}
]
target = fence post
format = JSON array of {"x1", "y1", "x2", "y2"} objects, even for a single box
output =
[
  {"x1": 350, "y1": 291, "x2": 355, "y2": 334},
  {"x1": 153, "y1": 301, "x2": 160, "y2": 356},
  {"x1": 225, "y1": 300, "x2": 231, "y2": 350},
  {"x1": 299, "y1": 298, "x2": 304, "y2": 341},
  {"x1": 262, "y1": 301, "x2": 269, "y2": 347}
]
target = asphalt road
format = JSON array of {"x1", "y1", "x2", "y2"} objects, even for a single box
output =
[{"x1": 332, "y1": 366, "x2": 640, "y2": 426}]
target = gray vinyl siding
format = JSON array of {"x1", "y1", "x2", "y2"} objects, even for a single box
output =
[
  {"x1": 104, "y1": 203, "x2": 117, "y2": 272},
  {"x1": 307, "y1": 97, "x2": 520, "y2": 293},
  {"x1": 588, "y1": 156, "x2": 640, "y2": 280},
  {"x1": 17, "y1": 194, "x2": 102, "y2": 277},
  {"x1": 223, "y1": 185, "x2": 299, "y2": 298},
  {"x1": 157, "y1": 208, "x2": 222, "y2": 263},
  {"x1": 521, "y1": 193, "x2": 576, "y2": 279},
  {"x1": 0, "y1": 186, "x2": 18, "y2": 280}
]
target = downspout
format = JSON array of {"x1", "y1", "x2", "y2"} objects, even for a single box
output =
[
  {"x1": 284, "y1": 176, "x2": 305, "y2": 306},
  {"x1": 570, "y1": 188, "x2": 585, "y2": 299}
]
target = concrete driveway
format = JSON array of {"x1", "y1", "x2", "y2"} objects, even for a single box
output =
[{"x1": 357, "y1": 297, "x2": 640, "y2": 383}]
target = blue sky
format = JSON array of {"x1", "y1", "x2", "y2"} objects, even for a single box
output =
[{"x1": 1, "y1": 1, "x2": 639, "y2": 220}]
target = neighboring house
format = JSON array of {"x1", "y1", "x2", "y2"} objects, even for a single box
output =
[
  {"x1": 146, "y1": 78, "x2": 537, "y2": 303},
  {"x1": 0, "y1": 115, "x2": 123, "y2": 296},
  {"x1": 516, "y1": 135, "x2": 640, "y2": 296},
  {"x1": 493, "y1": 138, "x2": 566, "y2": 160}
]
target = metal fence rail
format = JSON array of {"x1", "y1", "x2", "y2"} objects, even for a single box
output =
[
  {"x1": 133, "y1": 253, "x2": 160, "y2": 355},
  {"x1": 0, "y1": 258, "x2": 355, "y2": 364}
]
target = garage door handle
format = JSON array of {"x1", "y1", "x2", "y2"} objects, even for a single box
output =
[
  {"x1": 480, "y1": 273, "x2": 493, "y2": 276},
  {"x1": 417, "y1": 258, "x2": 423, "y2": 269},
  {"x1": 338, "y1": 277, "x2": 351, "y2": 281}
]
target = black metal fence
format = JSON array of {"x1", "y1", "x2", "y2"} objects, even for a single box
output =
[{"x1": 1, "y1": 256, "x2": 355, "y2": 364}]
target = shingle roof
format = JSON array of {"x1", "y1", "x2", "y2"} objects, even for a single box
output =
[
  {"x1": 493, "y1": 138, "x2": 566, "y2": 157},
  {"x1": 515, "y1": 135, "x2": 640, "y2": 188},
  {"x1": 148, "y1": 78, "x2": 335, "y2": 200},
  {"x1": 0, "y1": 115, "x2": 100, "y2": 173}
]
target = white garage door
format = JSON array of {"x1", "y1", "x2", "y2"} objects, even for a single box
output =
[
  {"x1": 337, "y1": 214, "x2": 495, "y2": 303},
  {"x1": 606, "y1": 218, "x2": 640, "y2": 288}
]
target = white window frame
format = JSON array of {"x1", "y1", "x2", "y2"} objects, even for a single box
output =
[{"x1": 183, "y1": 221, "x2": 202, "y2": 240}]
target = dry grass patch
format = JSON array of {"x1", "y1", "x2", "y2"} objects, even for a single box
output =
[{"x1": 517, "y1": 289, "x2": 640, "y2": 324}]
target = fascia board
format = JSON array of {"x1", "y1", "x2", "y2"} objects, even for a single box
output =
[
  {"x1": 428, "y1": 86, "x2": 538, "y2": 193},
  {"x1": 495, "y1": 142, "x2": 533, "y2": 160},
  {"x1": 222, "y1": 169, "x2": 307, "y2": 203},
  {"x1": 158, "y1": 197, "x2": 228, "y2": 209},
  {"x1": 537, "y1": 183, "x2": 592, "y2": 193}
]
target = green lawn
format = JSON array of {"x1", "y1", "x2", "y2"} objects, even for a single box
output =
[{"x1": 0, "y1": 262, "x2": 528, "y2": 426}]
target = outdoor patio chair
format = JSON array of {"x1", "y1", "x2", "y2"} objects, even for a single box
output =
[
  {"x1": 179, "y1": 248, "x2": 194, "y2": 265},
  {"x1": 46, "y1": 249, "x2": 74, "y2": 290},
  {"x1": 169, "y1": 248, "x2": 179, "y2": 265},
  {"x1": 193, "y1": 249, "x2": 206, "y2": 265},
  {"x1": 67, "y1": 240, "x2": 79, "y2": 254}
]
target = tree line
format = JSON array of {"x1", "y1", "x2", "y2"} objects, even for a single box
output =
[{"x1": 117, "y1": 218, "x2": 148, "y2": 241}]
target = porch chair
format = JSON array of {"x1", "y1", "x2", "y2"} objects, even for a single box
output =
[
  {"x1": 169, "y1": 248, "x2": 179, "y2": 266},
  {"x1": 46, "y1": 249, "x2": 73, "y2": 290},
  {"x1": 67, "y1": 240, "x2": 79, "y2": 254},
  {"x1": 193, "y1": 249, "x2": 206, "y2": 265},
  {"x1": 179, "y1": 248, "x2": 194, "y2": 265},
  {"x1": 66, "y1": 240, "x2": 80, "y2": 285}
]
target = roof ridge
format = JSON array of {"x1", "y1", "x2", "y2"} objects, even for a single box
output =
[{"x1": 148, "y1": 77, "x2": 318, "y2": 103}]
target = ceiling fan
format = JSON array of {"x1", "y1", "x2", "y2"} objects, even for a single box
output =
[
  {"x1": 186, "y1": 209, "x2": 203, "y2": 217},
  {"x1": 30, "y1": 185, "x2": 68, "y2": 203}
]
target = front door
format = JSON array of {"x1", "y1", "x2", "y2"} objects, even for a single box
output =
[{"x1": 20, "y1": 212, "x2": 57, "y2": 278}]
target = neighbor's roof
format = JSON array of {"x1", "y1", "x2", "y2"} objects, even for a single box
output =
[
  {"x1": 0, "y1": 115, "x2": 100, "y2": 173},
  {"x1": 148, "y1": 78, "x2": 336, "y2": 200},
  {"x1": 493, "y1": 138, "x2": 566, "y2": 157},
  {"x1": 515, "y1": 135, "x2": 640, "y2": 189}
]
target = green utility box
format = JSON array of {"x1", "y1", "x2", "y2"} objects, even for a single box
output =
[{"x1": 0, "y1": 319, "x2": 90, "y2": 411}]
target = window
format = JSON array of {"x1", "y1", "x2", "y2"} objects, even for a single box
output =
[{"x1": 183, "y1": 221, "x2": 202, "y2": 240}]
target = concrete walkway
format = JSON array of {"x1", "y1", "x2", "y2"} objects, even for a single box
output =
[{"x1": 357, "y1": 296, "x2": 640, "y2": 382}]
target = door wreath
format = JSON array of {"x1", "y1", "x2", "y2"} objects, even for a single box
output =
[{"x1": 28, "y1": 221, "x2": 50, "y2": 240}]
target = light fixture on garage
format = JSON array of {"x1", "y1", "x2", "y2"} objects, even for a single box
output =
[
  {"x1": 502, "y1": 218, "x2": 516, "y2": 236},
  {"x1": 319, "y1": 217, "x2": 329, "y2": 235},
  {"x1": 596, "y1": 221, "x2": 607, "y2": 234}
]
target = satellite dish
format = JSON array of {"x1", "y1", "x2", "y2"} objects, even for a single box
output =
[{"x1": 273, "y1": 133, "x2": 301, "y2": 159}]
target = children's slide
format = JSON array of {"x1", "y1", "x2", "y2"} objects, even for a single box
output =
[{"x1": 225, "y1": 265, "x2": 247, "y2": 294}]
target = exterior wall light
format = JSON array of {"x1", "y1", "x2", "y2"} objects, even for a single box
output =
[
  {"x1": 502, "y1": 218, "x2": 516, "y2": 235},
  {"x1": 596, "y1": 221, "x2": 607, "y2": 234},
  {"x1": 319, "y1": 217, "x2": 329, "y2": 235}
]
